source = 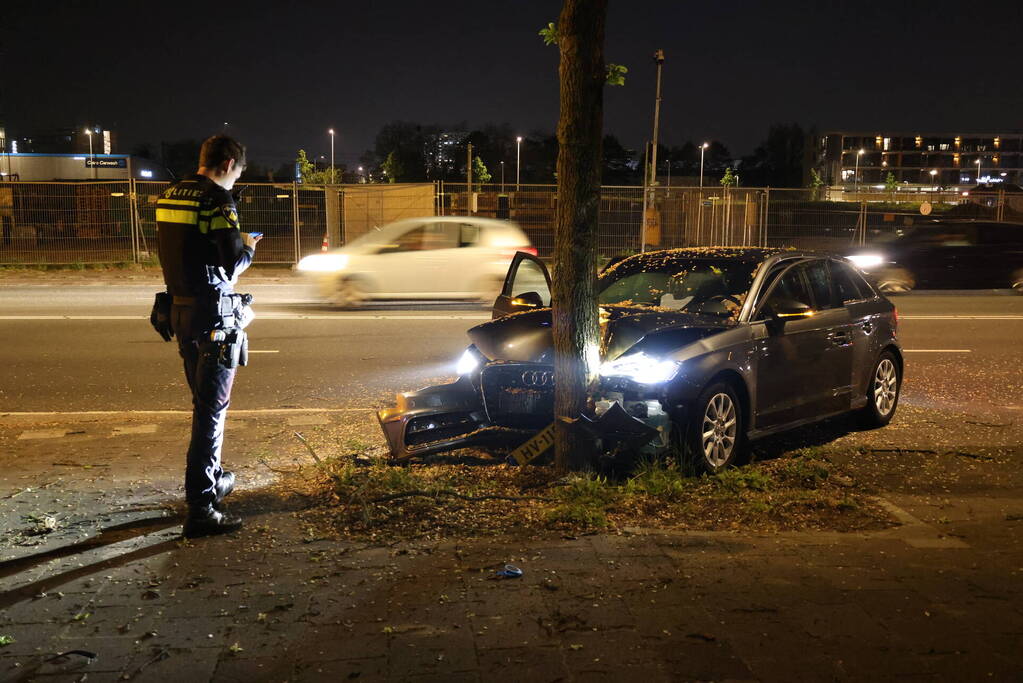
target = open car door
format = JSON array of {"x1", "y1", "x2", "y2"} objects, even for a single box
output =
[{"x1": 492, "y1": 251, "x2": 553, "y2": 319}]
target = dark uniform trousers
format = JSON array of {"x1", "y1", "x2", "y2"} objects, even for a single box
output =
[{"x1": 174, "y1": 305, "x2": 235, "y2": 508}]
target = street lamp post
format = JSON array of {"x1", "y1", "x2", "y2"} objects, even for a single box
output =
[
  {"x1": 515, "y1": 136, "x2": 522, "y2": 190},
  {"x1": 699, "y1": 142, "x2": 709, "y2": 188},
  {"x1": 500, "y1": 161, "x2": 505, "y2": 192},
  {"x1": 649, "y1": 50, "x2": 665, "y2": 190},
  {"x1": 854, "y1": 148, "x2": 865, "y2": 193},
  {"x1": 976, "y1": 157, "x2": 982, "y2": 183},
  {"x1": 328, "y1": 129, "x2": 335, "y2": 184},
  {"x1": 930, "y1": 169, "x2": 938, "y2": 192},
  {"x1": 85, "y1": 128, "x2": 95, "y2": 179}
]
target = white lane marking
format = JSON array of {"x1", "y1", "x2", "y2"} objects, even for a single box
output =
[
  {"x1": 287, "y1": 414, "x2": 330, "y2": 426},
  {"x1": 248, "y1": 350, "x2": 279, "y2": 353},
  {"x1": 17, "y1": 428, "x2": 70, "y2": 440},
  {"x1": 903, "y1": 349, "x2": 972, "y2": 353},
  {"x1": 1, "y1": 408, "x2": 374, "y2": 417},
  {"x1": 901, "y1": 315, "x2": 1023, "y2": 320},
  {"x1": 875, "y1": 497, "x2": 970, "y2": 549},
  {"x1": 0, "y1": 314, "x2": 489, "y2": 321},
  {"x1": 112, "y1": 424, "x2": 158, "y2": 435}
]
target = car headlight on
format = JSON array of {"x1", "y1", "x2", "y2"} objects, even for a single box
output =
[
  {"x1": 297, "y1": 253, "x2": 349, "y2": 272},
  {"x1": 455, "y1": 347, "x2": 483, "y2": 375},
  {"x1": 599, "y1": 352, "x2": 682, "y2": 384},
  {"x1": 847, "y1": 253, "x2": 884, "y2": 270}
]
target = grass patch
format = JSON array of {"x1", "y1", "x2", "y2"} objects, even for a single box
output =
[{"x1": 546, "y1": 474, "x2": 619, "y2": 528}]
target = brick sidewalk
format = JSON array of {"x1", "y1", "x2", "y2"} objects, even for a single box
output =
[{"x1": 1, "y1": 412, "x2": 1022, "y2": 681}]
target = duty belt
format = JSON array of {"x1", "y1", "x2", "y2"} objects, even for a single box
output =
[{"x1": 172, "y1": 296, "x2": 198, "y2": 305}]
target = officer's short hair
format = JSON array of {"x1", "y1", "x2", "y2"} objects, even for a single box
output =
[{"x1": 199, "y1": 135, "x2": 246, "y2": 170}]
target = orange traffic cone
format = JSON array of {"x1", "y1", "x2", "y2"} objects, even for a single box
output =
[{"x1": 321, "y1": 234, "x2": 329, "y2": 252}]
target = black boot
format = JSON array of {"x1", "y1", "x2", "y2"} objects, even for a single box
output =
[
  {"x1": 215, "y1": 471, "x2": 236, "y2": 503},
  {"x1": 183, "y1": 504, "x2": 243, "y2": 539}
]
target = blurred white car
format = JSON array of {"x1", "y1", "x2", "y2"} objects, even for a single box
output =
[{"x1": 297, "y1": 217, "x2": 536, "y2": 307}]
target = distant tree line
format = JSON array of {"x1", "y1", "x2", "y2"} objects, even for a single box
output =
[{"x1": 129, "y1": 121, "x2": 812, "y2": 188}]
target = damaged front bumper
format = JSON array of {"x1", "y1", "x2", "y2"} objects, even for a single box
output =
[
  {"x1": 377, "y1": 375, "x2": 533, "y2": 461},
  {"x1": 377, "y1": 364, "x2": 683, "y2": 461}
]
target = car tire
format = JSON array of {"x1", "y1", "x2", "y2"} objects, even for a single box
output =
[
  {"x1": 331, "y1": 277, "x2": 366, "y2": 309},
  {"x1": 858, "y1": 350, "x2": 901, "y2": 428},
  {"x1": 681, "y1": 381, "x2": 746, "y2": 474},
  {"x1": 1011, "y1": 269, "x2": 1023, "y2": 294},
  {"x1": 875, "y1": 267, "x2": 914, "y2": 294},
  {"x1": 476, "y1": 276, "x2": 505, "y2": 307}
]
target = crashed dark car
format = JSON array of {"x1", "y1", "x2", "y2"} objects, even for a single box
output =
[{"x1": 378, "y1": 248, "x2": 903, "y2": 472}]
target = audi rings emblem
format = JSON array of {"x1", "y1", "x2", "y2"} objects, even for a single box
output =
[{"x1": 521, "y1": 370, "x2": 554, "y2": 387}]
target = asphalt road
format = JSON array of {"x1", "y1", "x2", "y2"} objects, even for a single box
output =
[{"x1": 0, "y1": 282, "x2": 1021, "y2": 419}]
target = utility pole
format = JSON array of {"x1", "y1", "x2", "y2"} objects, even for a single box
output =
[
  {"x1": 467, "y1": 142, "x2": 473, "y2": 215},
  {"x1": 649, "y1": 50, "x2": 665, "y2": 187}
]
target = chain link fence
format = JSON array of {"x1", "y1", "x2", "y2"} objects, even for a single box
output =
[{"x1": 1, "y1": 180, "x2": 1017, "y2": 265}]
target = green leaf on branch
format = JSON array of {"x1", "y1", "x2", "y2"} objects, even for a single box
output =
[
  {"x1": 539, "y1": 22, "x2": 559, "y2": 45},
  {"x1": 605, "y1": 63, "x2": 628, "y2": 86}
]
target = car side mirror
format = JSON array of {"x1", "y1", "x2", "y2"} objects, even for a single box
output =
[
  {"x1": 511, "y1": 291, "x2": 545, "y2": 309},
  {"x1": 767, "y1": 298, "x2": 815, "y2": 320}
]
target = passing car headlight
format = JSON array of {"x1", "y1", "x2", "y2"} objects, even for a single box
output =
[
  {"x1": 455, "y1": 347, "x2": 483, "y2": 375},
  {"x1": 297, "y1": 253, "x2": 349, "y2": 272},
  {"x1": 599, "y1": 352, "x2": 681, "y2": 384},
  {"x1": 847, "y1": 253, "x2": 884, "y2": 270}
]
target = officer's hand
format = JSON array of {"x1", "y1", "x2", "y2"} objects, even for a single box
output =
[{"x1": 241, "y1": 232, "x2": 261, "y2": 249}]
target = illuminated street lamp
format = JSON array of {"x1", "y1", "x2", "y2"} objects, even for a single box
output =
[
  {"x1": 699, "y1": 142, "x2": 709, "y2": 188},
  {"x1": 854, "y1": 148, "x2": 865, "y2": 192},
  {"x1": 930, "y1": 168, "x2": 938, "y2": 191},
  {"x1": 328, "y1": 129, "x2": 335, "y2": 184},
  {"x1": 515, "y1": 136, "x2": 522, "y2": 190},
  {"x1": 357, "y1": 165, "x2": 364, "y2": 183},
  {"x1": 975, "y1": 157, "x2": 982, "y2": 183},
  {"x1": 84, "y1": 128, "x2": 95, "y2": 179},
  {"x1": 500, "y1": 160, "x2": 505, "y2": 192}
]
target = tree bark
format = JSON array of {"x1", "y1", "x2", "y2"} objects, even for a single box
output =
[{"x1": 552, "y1": 0, "x2": 606, "y2": 472}]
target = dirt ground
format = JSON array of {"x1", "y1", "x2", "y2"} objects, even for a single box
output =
[{"x1": 1, "y1": 400, "x2": 1022, "y2": 681}]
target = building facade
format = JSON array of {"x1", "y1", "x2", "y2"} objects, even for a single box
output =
[
  {"x1": 0, "y1": 153, "x2": 166, "y2": 181},
  {"x1": 818, "y1": 131, "x2": 1023, "y2": 190}
]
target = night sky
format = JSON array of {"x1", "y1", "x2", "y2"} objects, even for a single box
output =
[{"x1": 3, "y1": 0, "x2": 1022, "y2": 167}]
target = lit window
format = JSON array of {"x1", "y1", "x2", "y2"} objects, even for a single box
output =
[
  {"x1": 875, "y1": 136, "x2": 883, "y2": 149},
  {"x1": 915, "y1": 136, "x2": 922, "y2": 148},
  {"x1": 954, "y1": 136, "x2": 961, "y2": 149},
  {"x1": 994, "y1": 137, "x2": 1001, "y2": 148},
  {"x1": 883, "y1": 137, "x2": 891, "y2": 151},
  {"x1": 953, "y1": 153, "x2": 961, "y2": 166}
]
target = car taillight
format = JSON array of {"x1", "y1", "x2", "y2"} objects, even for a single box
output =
[{"x1": 501, "y1": 247, "x2": 538, "y2": 258}]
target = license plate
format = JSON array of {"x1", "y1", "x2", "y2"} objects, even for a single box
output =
[{"x1": 509, "y1": 422, "x2": 555, "y2": 465}]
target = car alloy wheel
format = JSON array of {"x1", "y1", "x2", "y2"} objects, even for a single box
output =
[
  {"x1": 858, "y1": 350, "x2": 900, "y2": 428},
  {"x1": 873, "y1": 357, "x2": 898, "y2": 417},
  {"x1": 701, "y1": 391, "x2": 737, "y2": 468},
  {"x1": 875, "y1": 267, "x2": 914, "y2": 294},
  {"x1": 1011, "y1": 269, "x2": 1023, "y2": 293},
  {"x1": 331, "y1": 278, "x2": 366, "y2": 309}
]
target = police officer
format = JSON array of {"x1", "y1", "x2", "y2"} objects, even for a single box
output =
[{"x1": 155, "y1": 135, "x2": 259, "y2": 538}]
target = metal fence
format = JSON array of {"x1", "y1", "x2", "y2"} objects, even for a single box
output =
[
  {"x1": 1, "y1": 180, "x2": 1018, "y2": 265},
  {"x1": 0, "y1": 181, "x2": 435, "y2": 265}
]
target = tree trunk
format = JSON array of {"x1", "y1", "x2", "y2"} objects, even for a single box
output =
[{"x1": 552, "y1": 0, "x2": 606, "y2": 472}]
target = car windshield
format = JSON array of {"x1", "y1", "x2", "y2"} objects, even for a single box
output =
[{"x1": 597, "y1": 258, "x2": 758, "y2": 316}]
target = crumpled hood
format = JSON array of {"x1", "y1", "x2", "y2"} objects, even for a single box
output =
[{"x1": 467, "y1": 305, "x2": 733, "y2": 362}]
